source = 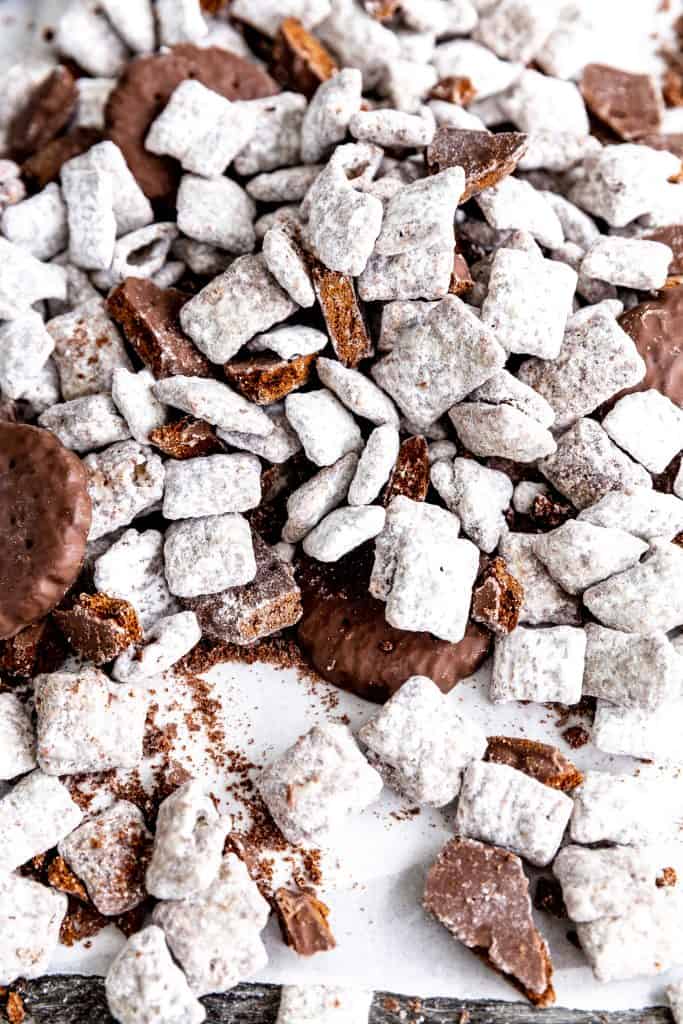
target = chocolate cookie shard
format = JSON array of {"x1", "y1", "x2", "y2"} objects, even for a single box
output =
[
  {"x1": 617, "y1": 286, "x2": 683, "y2": 406},
  {"x1": 311, "y1": 262, "x2": 373, "y2": 368},
  {"x1": 581, "y1": 64, "x2": 662, "y2": 141},
  {"x1": 471, "y1": 557, "x2": 523, "y2": 636},
  {"x1": 426, "y1": 129, "x2": 528, "y2": 203},
  {"x1": 485, "y1": 736, "x2": 584, "y2": 792},
  {"x1": 274, "y1": 888, "x2": 336, "y2": 956},
  {"x1": 383, "y1": 436, "x2": 429, "y2": 504},
  {"x1": 107, "y1": 278, "x2": 212, "y2": 379},
  {"x1": 149, "y1": 416, "x2": 222, "y2": 460},
  {"x1": 296, "y1": 547, "x2": 491, "y2": 703},
  {"x1": 0, "y1": 619, "x2": 67, "y2": 678},
  {"x1": 106, "y1": 45, "x2": 279, "y2": 203},
  {"x1": 224, "y1": 353, "x2": 316, "y2": 405},
  {"x1": 646, "y1": 225, "x2": 683, "y2": 276},
  {"x1": 0, "y1": 423, "x2": 91, "y2": 639},
  {"x1": 9, "y1": 66, "x2": 77, "y2": 161},
  {"x1": 270, "y1": 18, "x2": 338, "y2": 98},
  {"x1": 424, "y1": 837, "x2": 555, "y2": 1007},
  {"x1": 22, "y1": 128, "x2": 102, "y2": 191},
  {"x1": 53, "y1": 593, "x2": 143, "y2": 665},
  {"x1": 430, "y1": 76, "x2": 477, "y2": 107}
]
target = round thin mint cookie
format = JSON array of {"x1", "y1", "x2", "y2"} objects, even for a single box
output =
[{"x1": 0, "y1": 423, "x2": 92, "y2": 638}]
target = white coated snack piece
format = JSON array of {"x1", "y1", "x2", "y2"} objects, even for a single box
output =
[
  {"x1": 262, "y1": 223, "x2": 316, "y2": 308},
  {"x1": 532, "y1": 521, "x2": 648, "y2": 595},
  {"x1": 164, "y1": 514, "x2": 256, "y2": 598},
  {"x1": 259, "y1": 723, "x2": 383, "y2": 845},
  {"x1": 156, "y1": 0, "x2": 207, "y2": 45},
  {"x1": 94, "y1": 529, "x2": 179, "y2": 629},
  {"x1": 590, "y1": 701, "x2": 683, "y2": 763},
  {"x1": 375, "y1": 169, "x2": 465, "y2": 256},
  {"x1": 490, "y1": 625, "x2": 586, "y2": 704},
  {"x1": 468, "y1": 370, "x2": 555, "y2": 428},
  {"x1": 348, "y1": 425, "x2": 400, "y2": 506},
  {"x1": 146, "y1": 780, "x2": 227, "y2": 901},
  {"x1": 371, "y1": 496, "x2": 458, "y2": 600},
  {"x1": 153, "y1": 376, "x2": 274, "y2": 437},
  {"x1": 39, "y1": 394, "x2": 131, "y2": 453},
  {"x1": 249, "y1": 326, "x2": 328, "y2": 361},
  {"x1": 582, "y1": 623, "x2": 682, "y2": 711},
  {"x1": 0, "y1": 183, "x2": 67, "y2": 261},
  {"x1": 430, "y1": 457, "x2": 512, "y2": 553},
  {"x1": 247, "y1": 166, "x2": 322, "y2": 204},
  {"x1": 306, "y1": 162, "x2": 383, "y2": 277},
  {"x1": 62, "y1": 167, "x2": 116, "y2": 271},
  {"x1": 282, "y1": 453, "x2": 358, "y2": 543},
  {"x1": 285, "y1": 390, "x2": 363, "y2": 467},
  {"x1": 0, "y1": 693, "x2": 36, "y2": 780},
  {"x1": 112, "y1": 611, "x2": 202, "y2": 684},
  {"x1": 233, "y1": 93, "x2": 307, "y2": 177},
  {"x1": 112, "y1": 367, "x2": 169, "y2": 444},
  {"x1": 554, "y1": 845, "x2": 657, "y2": 924},
  {"x1": 499, "y1": 532, "x2": 580, "y2": 626},
  {"x1": 475, "y1": 0, "x2": 562, "y2": 64},
  {"x1": 276, "y1": 985, "x2": 373, "y2": 1024},
  {"x1": 153, "y1": 854, "x2": 270, "y2": 996},
  {"x1": 358, "y1": 245, "x2": 456, "y2": 302},
  {"x1": 35, "y1": 668, "x2": 148, "y2": 776},
  {"x1": 177, "y1": 176, "x2": 255, "y2": 252},
  {"x1": 449, "y1": 404, "x2": 556, "y2": 462},
  {"x1": 583, "y1": 542, "x2": 683, "y2": 634},
  {"x1": 501, "y1": 69, "x2": 589, "y2": 137},
  {"x1": 231, "y1": 0, "x2": 331, "y2": 38},
  {"x1": 0, "y1": 238, "x2": 67, "y2": 311},
  {"x1": 581, "y1": 237, "x2": 672, "y2": 291},
  {"x1": 48, "y1": 298, "x2": 132, "y2": 400},
  {"x1": 84, "y1": 440, "x2": 165, "y2": 539},
  {"x1": 302, "y1": 505, "x2": 386, "y2": 562},
  {"x1": 0, "y1": 311, "x2": 54, "y2": 400},
  {"x1": 318, "y1": 0, "x2": 400, "y2": 88},
  {"x1": 601, "y1": 391, "x2": 683, "y2": 475},
  {"x1": 316, "y1": 358, "x2": 399, "y2": 427},
  {"x1": 570, "y1": 145, "x2": 681, "y2": 228},
  {"x1": 75, "y1": 77, "x2": 115, "y2": 130},
  {"x1": 97, "y1": 222, "x2": 179, "y2": 288},
  {"x1": 301, "y1": 69, "x2": 363, "y2": 164},
  {"x1": 105, "y1": 926, "x2": 206, "y2": 1024},
  {"x1": 99, "y1": 0, "x2": 155, "y2": 53},
  {"x1": 570, "y1": 771, "x2": 674, "y2": 846},
  {"x1": 219, "y1": 407, "x2": 302, "y2": 465},
  {"x1": 55, "y1": 0, "x2": 128, "y2": 77},
  {"x1": 454, "y1": 760, "x2": 573, "y2": 868},
  {"x1": 476, "y1": 177, "x2": 563, "y2": 249},
  {"x1": 432, "y1": 39, "x2": 522, "y2": 99},
  {"x1": 359, "y1": 676, "x2": 486, "y2": 806},
  {"x1": 0, "y1": 874, "x2": 67, "y2": 985},
  {"x1": 578, "y1": 488, "x2": 683, "y2": 542},
  {"x1": 349, "y1": 109, "x2": 435, "y2": 150},
  {"x1": 163, "y1": 454, "x2": 262, "y2": 520},
  {"x1": 0, "y1": 770, "x2": 83, "y2": 874},
  {"x1": 63, "y1": 141, "x2": 153, "y2": 236}
]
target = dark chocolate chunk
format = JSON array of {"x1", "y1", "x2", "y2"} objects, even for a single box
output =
[
  {"x1": 311, "y1": 261, "x2": 373, "y2": 367},
  {"x1": 107, "y1": 278, "x2": 213, "y2": 379},
  {"x1": 0, "y1": 424, "x2": 91, "y2": 639},
  {"x1": 54, "y1": 593, "x2": 143, "y2": 664},
  {"x1": 9, "y1": 66, "x2": 77, "y2": 161},
  {"x1": 224, "y1": 353, "x2": 315, "y2": 404},
  {"x1": 21, "y1": 127, "x2": 102, "y2": 191},
  {"x1": 617, "y1": 285, "x2": 683, "y2": 406},
  {"x1": 426, "y1": 128, "x2": 528, "y2": 202},
  {"x1": 581, "y1": 64, "x2": 662, "y2": 141},
  {"x1": 270, "y1": 18, "x2": 338, "y2": 98},
  {"x1": 530, "y1": 492, "x2": 574, "y2": 530},
  {"x1": 471, "y1": 557, "x2": 523, "y2": 636},
  {"x1": 534, "y1": 877, "x2": 568, "y2": 919},
  {"x1": 485, "y1": 736, "x2": 584, "y2": 791},
  {"x1": 424, "y1": 837, "x2": 555, "y2": 1007},
  {"x1": 383, "y1": 436, "x2": 430, "y2": 504},
  {"x1": 149, "y1": 416, "x2": 223, "y2": 460},
  {"x1": 274, "y1": 887, "x2": 336, "y2": 955}
]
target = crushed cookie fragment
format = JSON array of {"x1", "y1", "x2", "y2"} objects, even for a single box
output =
[
  {"x1": 383, "y1": 436, "x2": 430, "y2": 504},
  {"x1": 471, "y1": 557, "x2": 524, "y2": 636},
  {"x1": 311, "y1": 261, "x2": 373, "y2": 367},
  {"x1": 274, "y1": 887, "x2": 336, "y2": 955},
  {"x1": 53, "y1": 592, "x2": 143, "y2": 664},
  {"x1": 224, "y1": 353, "x2": 315, "y2": 405},
  {"x1": 270, "y1": 18, "x2": 338, "y2": 98}
]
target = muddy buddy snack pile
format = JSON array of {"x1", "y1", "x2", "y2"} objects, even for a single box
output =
[{"x1": 1, "y1": 0, "x2": 683, "y2": 1020}]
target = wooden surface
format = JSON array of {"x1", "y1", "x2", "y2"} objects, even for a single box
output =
[{"x1": 14, "y1": 978, "x2": 671, "y2": 1023}]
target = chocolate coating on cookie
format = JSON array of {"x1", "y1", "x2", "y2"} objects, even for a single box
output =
[
  {"x1": 618, "y1": 286, "x2": 683, "y2": 407},
  {"x1": 0, "y1": 423, "x2": 91, "y2": 638},
  {"x1": 105, "y1": 45, "x2": 279, "y2": 204},
  {"x1": 296, "y1": 546, "x2": 491, "y2": 702}
]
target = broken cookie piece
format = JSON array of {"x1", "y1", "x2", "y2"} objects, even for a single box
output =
[
  {"x1": 53, "y1": 592, "x2": 143, "y2": 664},
  {"x1": 485, "y1": 736, "x2": 583, "y2": 792},
  {"x1": 274, "y1": 888, "x2": 336, "y2": 956},
  {"x1": 471, "y1": 557, "x2": 523, "y2": 636},
  {"x1": 426, "y1": 128, "x2": 527, "y2": 201}
]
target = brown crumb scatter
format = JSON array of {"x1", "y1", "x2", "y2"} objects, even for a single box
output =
[
  {"x1": 59, "y1": 897, "x2": 108, "y2": 947},
  {"x1": 657, "y1": 866, "x2": 677, "y2": 888},
  {"x1": 47, "y1": 855, "x2": 88, "y2": 901},
  {"x1": 531, "y1": 493, "x2": 574, "y2": 530}
]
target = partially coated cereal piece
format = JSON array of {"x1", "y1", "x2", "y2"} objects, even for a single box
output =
[
  {"x1": 285, "y1": 389, "x2": 363, "y2": 466},
  {"x1": 53, "y1": 592, "x2": 143, "y2": 664},
  {"x1": 163, "y1": 453, "x2": 262, "y2": 519},
  {"x1": 432, "y1": 39, "x2": 522, "y2": 100},
  {"x1": 430, "y1": 457, "x2": 512, "y2": 553},
  {"x1": 0, "y1": 183, "x2": 67, "y2": 261},
  {"x1": 532, "y1": 521, "x2": 647, "y2": 596},
  {"x1": 583, "y1": 542, "x2": 683, "y2": 634},
  {"x1": 153, "y1": 376, "x2": 274, "y2": 436},
  {"x1": 306, "y1": 163, "x2": 383, "y2": 277},
  {"x1": 99, "y1": 0, "x2": 156, "y2": 54},
  {"x1": 276, "y1": 985, "x2": 372, "y2": 1023},
  {"x1": 271, "y1": 17, "x2": 338, "y2": 98},
  {"x1": 105, "y1": 925, "x2": 206, "y2": 1024},
  {"x1": 180, "y1": 254, "x2": 298, "y2": 364},
  {"x1": 581, "y1": 237, "x2": 672, "y2": 291},
  {"x1": 476, "y1": 177, "x2": 563, "y2": 249},
  {"x1": 471, "y1": 557, "x2": 523, "y2": 636},
  {"x1": 498, "y1": 532, "x2": 580, "y2": 627},
  {"x1": 152, "y1": 853, "x2": 270, "y2": 995},
  {"x1": 0, "y1": 874, "x2": 67, "y2": 985},
  {"x1": 0, "y1": 693, "x2": 36, "y2": 780},
  {"x1": 113, "y1": 610, "x2": 201, "y2": 683},
  {"x1": 84, "y1": 440, "x2": 165, "y2": 539},
  {"x1": 570, "y1": 771, "x2": 672, "y2": 846},
  {"x1": 302, "y1": 505, "x2": 386, "y2": 562},
  {"x1": 39, "y1": 394, "x2": 131, "y2": 453},
  {"x1": 233, "y1": 93, "x2": 307, "y2": 177},
  {"x1": 583, "y1": 623, "x2": 682, "y2": 710},
  {"x1": 63, "y1": 141, "x2": 153, "y2": 236},
  {"x1": 454, "y1": 760, "x2": 573, "y2": 867},
  {"x1": 0, "y1": 312, "x2": 55, "y2": 400},
  {"x1": 262, "y1": 222, "x2": 316, "y2": 308},
  {"x1": 383, "y1": 435, "x2": 430, "y2": 504},
  {"x1": 301, "y1": 68, "x2": 362, "y2": 163},
  {"x1": 61, "y1": 167, "x2": 116, "y2": 271},
  {"x1": 259, "y1": 722, "x2": 382, "y2": 845},
  {"x1": 569, "y1": 144, "x2": 680, "y2": 228},
  {"x1": 449, "y1": 404, "x2": 556, "y2": 463},
  {"x1": 59, "y1": 801, "x2": 153, "y2": 915},
  {"x1": 112, "y1": 368, "x2": 169, "y2": 444},
  {"x1": 311, "y1": 263, "x2": 373, "y2": 366},
  {"x1": 475, "y1": 0, "x2": 562, "y2": 64},
  {"x1": 35, "y1": 667, "x2": 148, "y2": 776},
  {"x1": 591, "y1": 700, "x2": 682, "y2": 763},
  {"x1": 156, "y1": 0, "x2": 208, "y2": 46},
  {"x1": 8, "y1": 66, "x2": 77, "y2": 161},
  {"x1": 48, "y1": 298, "x2": 133, "y2": 400},
  {"x1": 224, "y1": 353, "x2": 315, "y2": 405},
  {"x1": 219, "y1": 405, "x2": 302, "y2": 464},
  {"x1": 490, "y1": 625, "x2": 586, "y2": 705},
  {"x1": 375, "y1": 168, "x2": 465, "y2": 257},
  {"x1": 316, "y1": 357, "x2": 398, "y2": 427},
  {"x1": 554, "y1": 845, "x2": 658, "y2": 924},
  {"x1": 94, "y1": 529, "x2": 180, "y2": 629},
  {"x1": 146, "y1": 780, "x2": 226, "y2": 900},
  {"x1": 164, "y1": 514, "x2": 256, "y2": 598},
  {"x1": 348, "y1": 424, "x2": 400, "y2": 506},
  {"x1": 426, "y1": 128, "x2": 527, "y2": 202},
  {"x1": 282, "y1": 452, "x2": 358, "y2": 542},
  {"x1": 602, "y1": 391, "x2": 683, "y2": 475},
  {"x1": 55, "y1": 0, "x2": 129, "y2": 77},
  {"x1": 359, "y1": 675, "x2": 486, "y2": 806},
  {"x1": 501, "y1": 70, "x2": 589, "y2": 138},
  {"x1": 0, "y1": 770, "x2": 83, "y2": 873}
]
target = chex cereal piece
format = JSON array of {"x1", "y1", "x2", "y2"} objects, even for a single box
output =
[
  {"x1": 180, "y1": 254, "x2": 298, "y2": 364},
  {"x1": 99, "y1": 0, "x2": 155, "y2": 53},
  {"x1": 224, "y1": 353, "x2": 315, "y2": 406},
  {"x1": 152, "y1": 853, "x2": 270, "y2": 995},
  {"x1": 146, "y1": 81, "x2": 255, "y2": 178},
  {"x1": 96, "y1": 222, "x2": 179, "y2": 289},
  {"x1": 541, "y1": 191, "x2": 600, "y2": 250},
  {"x1": 106, "y1": 925, "x2": 206, "y2": 1024},
  {"x1": 218, "y1": 405, "x2": 302, "y2": 464},
  {"x1": 577, "y1": 889, "x2": 683, "y2": 983},
  {"x1": 48, "y1": 298, "x2": 132, "y2": 400},
  {"x1": 475, "y1": 0, "x2": 561, "y2": 64},
  {"x1": 428, "y1": 440, "x2": 458, "y2": 464},
  {"x1": 400, "y1": 0, "x2": 476, "y2": 34},
  {"x1": 532, "y1": 521, "x2": 647, "y2": 596},
  {"x1": 378, "y1": 300, "x2": 438, "y2": 352},
  {"x1": 481, "y1": 248, "x2": 576, "y2": 359},
  {"x1": 569, "y1": 144, "x2": 680, "y2": 228},
  {"x1": 490, "y1": 625, "x2": 586, "y2": 704},
  {"x1": 358, "y1": 245, "x2": 456, "y2": 302},
  {"x1": 602, "y1": 391, "x2": 683, "y2": 475},
  {"x1": 0, "y1": 238, "x2": 66, "y2": 310},
  {"x1": 61, "y1": 166, "x2": 116, "y2": 271},
  {"x1": 498, "y1": 533, "x2": 580, "y2": 626},
  {"x1": 282, "y1": 453, "x2": 358, "y2": 542},
  {"x1": 163, "y1": 454, "x2": 262, "y2": 520},
  {"x1": 348, "y1": 424, "x2": 400, "y2": 506},
  {"x1": 285, "y1": 389, "x2": 362, "y2": 466},
  {"x1": 113, "y1": 610, "x2": 201, "y2": 683},
  {"x1": 591, "y1": 700, "x2": 682, "y2": 763},
  {"x1": 59, "y1": 801, "x2": 152, "y2": 915},
  {"x1": 259, "y1": 722, "x2": 382, "y2": 845},
  {"x1": 146, "y1": 780, "x2": 226, "y2": 901},
  {"x1": 35, "y1": 667, "x2": 147, "y2": 775},
  {"x1": 64, "y1": 141, "x2": 153, "y2": 236},
  {"x1": 450, "y1": 403, "x2": 556, "y2": 462},
  {"x1": 53, "y1": 592, "x2": 143, "y2": 665},
  {"x1": 84, "y1": 440, "x2": 165, "y2": 539},
  {"x1": 262, "y1": 222, "x2": 315, "y2": 307},
  {"x1": 0, "y1": 693, "x2": 36, "y2": 780},
  {"x1": 247, "y1": 165, "x2": 322, "y2": 203},
  {"x1": 55, "y1": 0, "x2": 128, "y2": 77},
  {"x1": 455, "y1": 760, "x2": 573, "y2": 867},
  {"x1": 372, "y1": 296, "x2": 505, "y2": 430},
  {"x1": 0, "y1": 770, "x2": 82, "y2": 873},
  {"x1": 432, "y1": 39, "x2": 521, "y2": 100},
  {"x1": 112, "y1": 367, "x2": 169, "y2": 444},
  {"x1": 476, "y1": 177, "x2": 563, "y2": 249},
  {"x1": 584, "y1": 541, "x2": 683, "y2": 633},
  {"x1": 583, "y1": 623, "x2": 682, "y2": 710},
  {"x1": 581, "y1": 237, "x2": 672, "y2": 291},
  {"x1": 317, "y1": 0, "x2": 400, "y2": 86},
  {"x1": 468, "y1": 370, "x2": 555, "y2": 428},
  {"x1": 375, "y1": 168, "x2": 465, "y2": 257},
  {"x1": 471, "y1": 557, "x2": 524, "y2": 636},
  {"x1": 539, "y1": 419, "x2": 652, "y2": 510},
  {"x1": 570, "y1": 771, "x2": 673, "y2": 846},
  {"x1": 0, "y1": 311, "x2": 54, "y2": 400},
  {"x1": 249, "y1": 325, "x2": 327, "y2": 360},
  {"x1": 153, "y1": 376, "x2": 273, "y2": 436},
  {"x1": 303, "y1": 505, "x2": 386, "y2": 562},
  {"x1": 39, "y1": 394, "x2": 131, "y2": 453},
  {"x1": 370, "y1": 495, "x2": 452, "y2": 599},
  {"x1": 430, "y1": 457, "x2": 512, "y2": 553},
  {"x1": 231, "y1": 0, "x2": 331, "y2": 37},
  {"x1": 233, "y1": 92, "x2": 307, "y2": 177},
  {"x1": 0, "y1": 874, "x2": 67, "y2": 985},
  {"x1": 501, "y1": 68, "x2": 588, "y2": 141},
  {"x1": 554, "y1": 845, "x2": 657, "y2": 924},
  {"x1": 301, "y1": 68, "x2": 362, "y2": 163},
  {"x1": 156, "y1": 0, "x2": 207, "y2": 45},
  {"x1": 164, "y1": 514, "x2": 256, "y2": 598},
  {"x1": 306, "y1": 163, "x2": 383, "y2": 277},
  {"x1": 581, "y1": 64, "x2": 662, "y2": 141},
  {"x1": 359, "y1": 675, "x2": 486, "y2": 806},
  {"x1": 94, "y1": 529, "x2": 180, "y2": 629},
  {"x1": 316, "y1": 357, "x2": 398, "y2": 427},
  {"x1": 0, "y1": 182, "x2": 67, "y2": 261},
  {"x1": 349, "y1": 108, "x2": 434, "y2": 149},
  {"x1": 185, "y1": 534, "x2": 302, "y2": 645},
  {"x1": 277, "y1": 986, "x2": 372, "y2": 1024},
  {"x1": 171, "y1": 238, "x2": 231, "y2": 276}
]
